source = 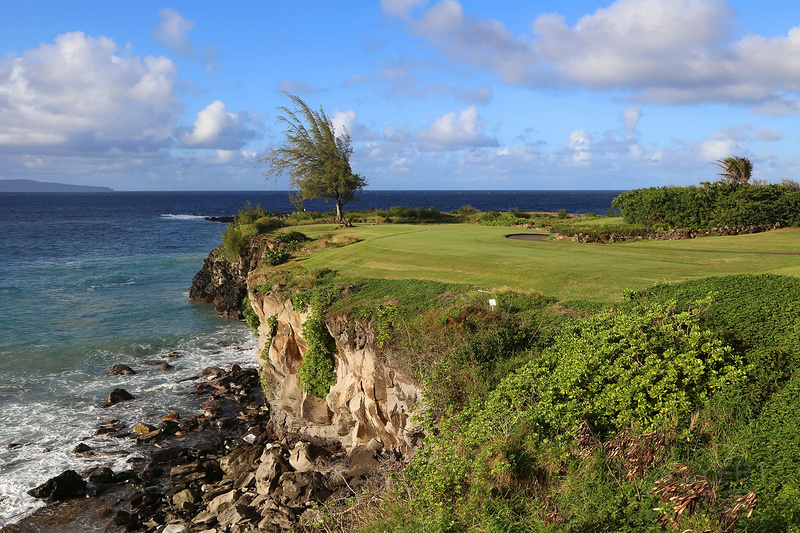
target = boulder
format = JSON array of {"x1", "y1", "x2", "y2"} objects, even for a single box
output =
[
  {"x1": 108, "y1": 364, "x2": 136, "y2": 375},
  {"x1": 289, "y1": 442, "x2": 330, "y2": 473},
  {"x1": 347, "y1": 446, "x2": 379, "y2": 477},
  {"x1": 219, "y1": 444, "x2": 264, "y2": 479},
  {"x1": 72, "y1": 443, "x2": 93, "y2": 455},
  {"x1": 103, "y1": 388, "x2": 135, "y2": 407},
  {"x1": 86, "y1": 466, "x2": 116, "y2": 484},
  {"x1": 255, "y1": 447, "x2": 291, "y2": 495},
  {"x1": 27, "y1": 470, "x2": 87, "y2": 500},
  {"x1": 172, "y1": 488, "x2": 200, "y2": 509}
]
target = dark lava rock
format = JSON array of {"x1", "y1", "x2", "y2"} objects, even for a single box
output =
[
  {"x1": 72, "y1": 443, "x2": 93, "y2": 455},
  {"x1": 27, "y1": 470, "x2": 87, "y2": 500},
  {"x1": 108, "y1": 364, "x2": 136, "y2": 376},
  {"x1": 87, "y1": 466, "x2": 116, "y2": 484},
  {"x1": 103, "y1": 388, "x2": 135, "y2": 407},
  {"x1": 150, "y1": 447, "x2": 183, "y2": 464}
]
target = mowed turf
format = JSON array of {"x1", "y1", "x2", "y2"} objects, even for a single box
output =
[{"x1": 292, "y1": 224, "x2": 800, "y2": 302}]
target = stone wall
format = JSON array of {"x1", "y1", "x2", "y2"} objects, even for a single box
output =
[{"x1": 555, "y1": 224, "x2": 780, "y2": 244}]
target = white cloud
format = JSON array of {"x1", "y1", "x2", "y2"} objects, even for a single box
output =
[
  {"x1": 566, "y1": 130, "x2": 593, "y2": 164},
  {"x1": 152, "y1": 8, "x2": 195, "y2": 57},
  {"x1": 415, "y1": 106, "x2": 498, "y2": 150},
  {"x1": 178, "y1": 100, "x2": 258, "y2": 149},
  {"x1": 622, "y1": 107, "x2": 643, "y2": 131},
  {"x1": 381, "y1": 0, "x2": 429, "y2": 20},
  {"x1": 0, "y1": 31, "x2": 178, "y2": 153},
  {"x1": 384, "y1": 0, "x2": 800, "y2": 113},
  {"x1": 331, "y1": 109, "x2": 357, "y2": 137}
]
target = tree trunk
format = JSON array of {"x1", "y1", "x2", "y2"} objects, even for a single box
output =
[{"x1": 335, "y1": 198, "x2": 343, "y2": 222}]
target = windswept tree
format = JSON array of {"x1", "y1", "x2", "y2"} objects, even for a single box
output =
[
  {"x1": 713, "y1": 156, "x2": 753, "y2": 184},
  {"x1": 260, "y1": 93, "x2": 367, "y2": 222}
]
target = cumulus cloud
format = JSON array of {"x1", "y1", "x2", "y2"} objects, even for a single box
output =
[
  {"x1": 153, "y1": 8, "x2": 196, "y2": 57},
  {"x1": 331, "y1": 109, "x2": 357, "y2": 137},
  {"x1": 622, "y1": 107, "x2": 643, "y2": 131},
  {"x1": 416, "y1": 106, "x2": 498, "y2": 150},
  {"x1": 178, "y1": 100, "x2": 258, "y2": 149},
  {"x1": 0, "y1": 31, "x2": 178, "y2": 154},
  {"x1": 384, "y1": 0, "x2": 800, "y2": 113}
]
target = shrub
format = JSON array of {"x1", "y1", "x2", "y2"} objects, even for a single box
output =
[
  {"x1": 387, "y1": 295, "x2": 745, "y2": 532},
  {"x1": 242, "y1": 296, "x2": 260, "y2": 336},
  {"x1": 235, "y1": 201, "x2": 270, "y2": 225},
  {"x1": 375, "y1": 206, "x2": 451, "y2": 223},
  {"x1": 253, "y1": 216, "x2": 284, "y2": 233},
  {"x1": 219, "y1": 224, "x2": 249, "y2": 261},
  {"x1": 263, "y1": 247, "x2": 291, "y2": 266},
  {"x1": 275, "y1": 230, "x2": 309, "y2": 250},
  {"x1": 612, "y1": 183, "x2": 800, "y2": 229},
  {"x1": 477, "y1": 210, "x2": 528, "y2": 226}
]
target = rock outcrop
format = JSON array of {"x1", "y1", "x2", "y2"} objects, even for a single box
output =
[
  {"x1": 251, "y1": 292, "x2": 423, "y2": 455},
  {"x1": 189, "y1": 248, "x2": 252, "y2": 320}
]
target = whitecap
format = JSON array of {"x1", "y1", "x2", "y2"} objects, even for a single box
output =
[{"x1": 160, "y1": 214, "x2": 208, "y2": 220}]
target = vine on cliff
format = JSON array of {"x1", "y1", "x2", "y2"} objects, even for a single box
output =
[{"x1": 293, "y1": 285, "x2": 339, "y2": 398}]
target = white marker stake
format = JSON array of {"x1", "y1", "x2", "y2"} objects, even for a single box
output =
[{"x1": 489, "y1": 299, "x2": 497, "y2": 311}]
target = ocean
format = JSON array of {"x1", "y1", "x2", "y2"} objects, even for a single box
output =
[{"x1": 0, "y1": 190, "x2": 620, "y2": 523}]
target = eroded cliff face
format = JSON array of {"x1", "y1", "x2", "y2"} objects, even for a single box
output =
[
  {"x1": 189, "y1": 237, "x2": 273, "y2": 319},
  {"x1": 250, "y1": 292, "x2": 423, "y2": 454}
]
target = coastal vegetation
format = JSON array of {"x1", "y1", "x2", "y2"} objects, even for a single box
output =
[
  {"x1": 259, "y1": 93, "x2": 368, "y2": 222},
  {"x1": 200, "y1": 172, "x2": 800, "y2": 532},
  {"x1": 229, "y1": 198, "x2": 800, "y2": 532},
  {"x1": 611, "y1": 181, "x2": 800, "y2": 229}
]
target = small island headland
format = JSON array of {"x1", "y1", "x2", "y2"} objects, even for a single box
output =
[{"x1": 0, "y1": 179, "x2": 113, "y2": 192}]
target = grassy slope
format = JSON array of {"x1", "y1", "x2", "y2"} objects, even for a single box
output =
[{"x1": 292, "y1": 224, "x2": 800, "y2": 302}]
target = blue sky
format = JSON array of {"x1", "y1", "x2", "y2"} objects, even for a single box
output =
[{"x1": 1, "y1": 0, "x2": 799, "y2": 191}]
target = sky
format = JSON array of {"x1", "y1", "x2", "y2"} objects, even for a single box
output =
[{"x1": 1, "y1": 0, "x2": 800, "y2": 191}]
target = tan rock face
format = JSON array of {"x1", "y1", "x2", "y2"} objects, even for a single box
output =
[{"x1": 251, "y1": 292, "x2": 422, "y2": 453}]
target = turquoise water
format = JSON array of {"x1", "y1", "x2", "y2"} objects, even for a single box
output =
[
  {"x1": 0, "y1": 190, "x2": 618, "y2": 523},
  {"x1": 0, "y1": 193, "x2": 260, "y2": 523}
]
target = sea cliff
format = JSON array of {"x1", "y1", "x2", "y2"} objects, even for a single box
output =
[{"x1": 189, "y1": 238, "x2": 424, "y2": 455}]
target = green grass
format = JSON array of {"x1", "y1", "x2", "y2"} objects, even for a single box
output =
[{"x1": 289, "y1": 224, "x2": 800, "y2": 302}]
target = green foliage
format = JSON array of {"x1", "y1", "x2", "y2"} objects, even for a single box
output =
[
  {"x1": 612, "y1": 182, "x2": 800, "y2": 229},
  {"x1": 714, "y1": 156, "x2": 753, "y2": 184},
  {"x1": 263, "y1": 247, "x2": 291, "y2": 266},
  {"x1": 235, "y1": 201, "x2": 270, "y2": 225},
  {"x1": 299, "y1": 310, "x2": 337, "y2": 398},
  {"x1": 259, "y1": 93, "x2": 367, "y2": 222},
  {"x1": 219, "y1": 224, "x2": 249, "y2": 261},
  {"x1": 292, "y1": 283, "x2": 339, "y2": 398},
  {"x1": 274, "y1": 230, "x2": 309, "y2": 250},
  {"x1": 373, "y1": 304, "x2": 397, "y2": 347},
  {"x1": 377, "y1": 294, "x2": 747, "y2": 532},
  {"x1": 285, "y1": 210, "x2": 330, "y2": 225},
  {"x1": 376, "y1": 206, "x2": 452, "y2": 223},
  {"x1": 477, "y1": 210, "x2": 528, "y2": 226},
  {"x1": 520, "y1": 297, "x2": 744, "y2": 436},
  {"x1": 252, "y1": 216, "x2": 284, "y2": 233},
  {"x1": 557, "y1": 208, "x2": 569, "y2": 219},
  {"x1": 242, "y1": 296, "x2": 260, "y2": 336}
]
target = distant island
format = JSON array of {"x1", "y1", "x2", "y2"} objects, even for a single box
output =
[{"x1": 0, "y1": 179, "x2": 113, "y2": 192}]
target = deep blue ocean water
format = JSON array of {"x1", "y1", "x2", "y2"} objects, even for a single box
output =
[{"x1": 0, "y1": 190, "x2": 620, "y2": 523}]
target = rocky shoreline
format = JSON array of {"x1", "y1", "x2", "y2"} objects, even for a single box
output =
[{"x1": 4, "y1": 361, "x2": 393, "y2": 533}]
